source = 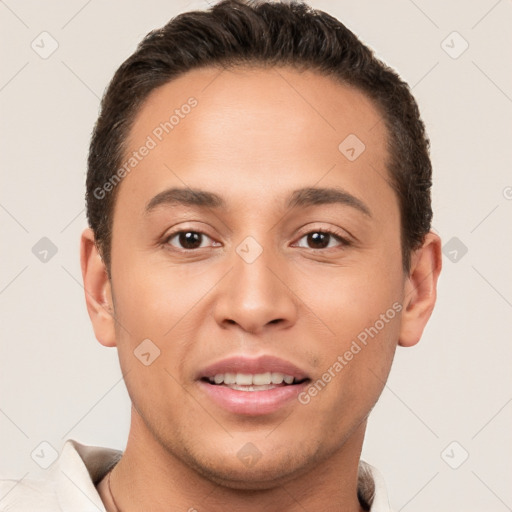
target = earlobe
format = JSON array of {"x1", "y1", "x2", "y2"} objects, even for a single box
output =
[
  {"x1": 80, "y1": 228, "x2": 117, "y2": 347},
  {"x1": 398, "y1": 231, "x2": 442, "y2": 347}
]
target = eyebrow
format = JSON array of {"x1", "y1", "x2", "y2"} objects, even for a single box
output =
[{"x1": 145, "y1": 186, "x2": 372, "y2": 218}]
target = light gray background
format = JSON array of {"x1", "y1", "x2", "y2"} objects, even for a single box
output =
[{"x1": 1, "y1": 0, "x2": 511, "y2": 510}]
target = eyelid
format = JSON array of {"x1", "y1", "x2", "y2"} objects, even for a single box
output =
[
  {"x1": 292, "y1": 224, "x2": 353, "y2": 247},
  {"x1": 162, "y1": 224, "x2": 220, "y2": 250},
  {"x1": 294, "y1": 233, "x2": 348, "y2": 251},
  {"x1": 162, "y1": 224, "x2": 353, "y2": 252}
]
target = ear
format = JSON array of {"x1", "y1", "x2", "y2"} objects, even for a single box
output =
[
  {"x1": 399, "y1": 231, "x2": 442, "y2": 347},
  {"x1": 80, "y1": 228, "x2": 117, "y2": 347}
]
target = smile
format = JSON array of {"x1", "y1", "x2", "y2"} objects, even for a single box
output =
[
  {"x1": 205, "y1": 371, "x2": 304, "y2": 389},
  {"x1": 197, "y1": 356, "x2": 311, "y2": 415}
]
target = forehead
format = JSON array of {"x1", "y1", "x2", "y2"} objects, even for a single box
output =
[
  {"x1": 115, "y1": 65, "x2": 393, "y2": 218},
  {"x1": 127, "y1": 65, "x2": 387, "y2": 154}
]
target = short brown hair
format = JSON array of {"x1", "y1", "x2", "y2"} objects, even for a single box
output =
[{"x1": 86, "y1": 0, "x2": 433, "y2": 274}]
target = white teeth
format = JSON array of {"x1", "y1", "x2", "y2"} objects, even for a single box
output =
[
  {"x1": 271, "y1": 372, "x2": 284, "y2": 384},
  {"x1": 229, "y1": 384, "x2": 275, "y2": 392},
  {"x1": 237, "y1": 373, "x2": 253, "y2": 385},
  {"x1": 208, "y1": 372, "x2": 297, "y2": 386},
  {"x1": 252, "y1": 372, "x2": 272, "y2": 385},
  {"x1": 224, "y1": 373, "x2": 236, "y2": 385}
]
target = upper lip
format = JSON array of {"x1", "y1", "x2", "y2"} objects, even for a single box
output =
[{"x1": 197, "y1": 355, "x2": 310, "y2": 381}]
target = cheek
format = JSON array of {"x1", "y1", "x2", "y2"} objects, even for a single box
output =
[
  {"x1": 109, "y1": 256, "x2": 218, "y2": 391},
  {"x1": 111, "y1": 270, "x2": 188, "y2": 425},
  {"x1": 303, "y1": 310, "x2": 400, "y2": 435},
  {"x1": 299, "y1": 259, "x2": 403, "y2": 337},
  {"x1": 296, "y1": 264, "x2": 402, "y2": 412},
  {"x1": 111, "y1": 255, "x2": 206, "y2": 336}
]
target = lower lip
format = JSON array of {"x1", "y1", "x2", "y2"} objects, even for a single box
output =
[{"x1": 198, "y1": 380, "x2": 309, "y2": 415}]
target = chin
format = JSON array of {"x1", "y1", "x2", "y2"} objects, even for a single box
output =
[{"x1": 180, "y1": 439, "x2": 324, "y2": 490}]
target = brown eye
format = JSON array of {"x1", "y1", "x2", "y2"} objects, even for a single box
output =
[
  {"x1": 166, "y1": 231, "x2": 213, "y2": 250},
  {"x1": 306, "y1": 232, "x2": 330, "y2": 249},
  {"x1": 295, "y1": 230, "x2": 348, "y2": 250}
]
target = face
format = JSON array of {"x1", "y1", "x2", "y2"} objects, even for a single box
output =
[{"x1": 86, "y1": 66, "x2": 424, "y2": 489}]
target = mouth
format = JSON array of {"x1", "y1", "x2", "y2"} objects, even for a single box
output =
[
  {"x1": 197, "y1": 355, "x2": 311, "y2": 415},
  {"x1": 201, "y1": 372, "x2": 308, "y2": 391}
]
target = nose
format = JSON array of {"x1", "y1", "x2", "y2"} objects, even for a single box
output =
[{"x1": 213, "y1": 241, "x2": 299, "y2": 334}]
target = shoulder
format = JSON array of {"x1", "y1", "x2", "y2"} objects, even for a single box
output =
[
  {"x1": 0, "y1": 475, "x2": 57, "y2": 511},
  {"x1": 0, "y1": 439, "x2": 122, "y2": 511}
]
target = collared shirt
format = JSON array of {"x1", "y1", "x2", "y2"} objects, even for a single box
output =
[{"x1": 0, "y1": 439, "x2": 394, "y2": 511}]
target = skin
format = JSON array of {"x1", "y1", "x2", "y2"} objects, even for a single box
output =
[{"x1": 81, "y1": 66, "x2": 442, "y2": 512}]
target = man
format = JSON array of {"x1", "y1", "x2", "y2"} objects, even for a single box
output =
[{"x1": 1, "y1": 0, "x2": 441, "y2": 510}]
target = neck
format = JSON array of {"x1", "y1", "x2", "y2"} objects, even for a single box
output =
[{"x1": 98, "y1": 406, "x2": 367, "y2": 512}]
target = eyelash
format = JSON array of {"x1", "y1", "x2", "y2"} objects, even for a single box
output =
[
  {"x1": 293, "y1": 228, "x2": 352, "y2": 250},
  {"x1": 163, "y1": 227, "x2": 351, "y2": 252}
]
